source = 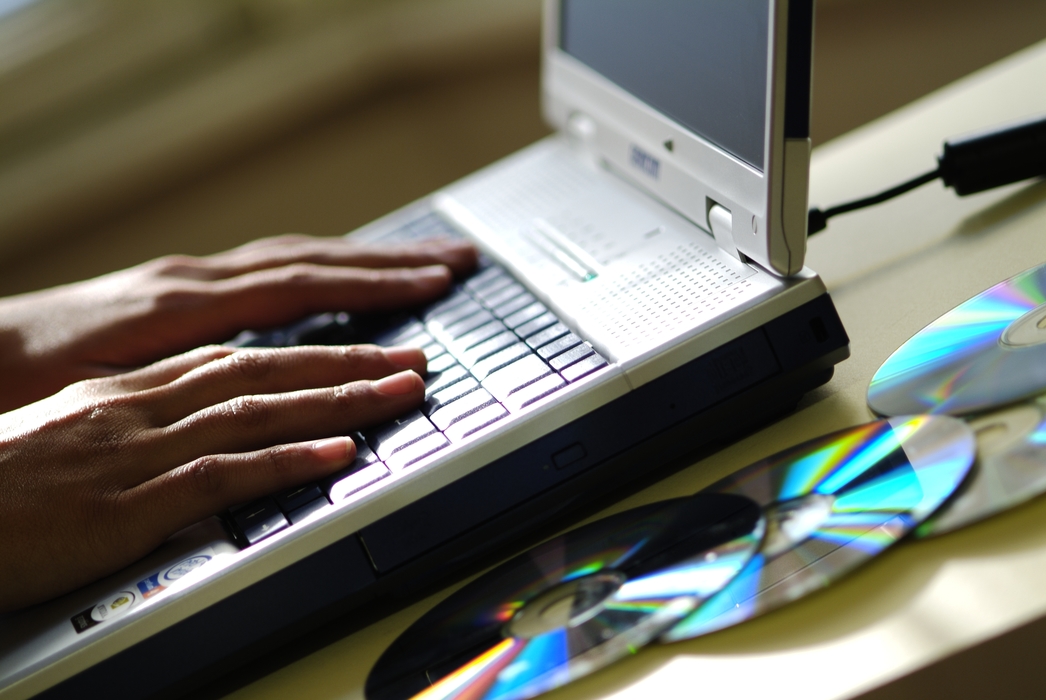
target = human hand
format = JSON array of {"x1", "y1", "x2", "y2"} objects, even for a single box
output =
[
  {"x1": 0, "y1": 343, "x2": 428, "y2": 612},
  {"x1": 0, "y1": 235, "x2": 477, "y2": 413}
]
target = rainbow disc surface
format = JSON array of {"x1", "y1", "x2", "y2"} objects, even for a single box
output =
[
  {"x1": 918, "y1": 394, "x2": 1046, "y2": 537},
  {"x1": 661, "y1": 415, "x2": 975, "y2": 643},
  {"x1": 868, "y1": 263, "x2": 1046, "y2": 417},
  {"x1": 366, "y1": 494, "x2": 763, "y2": 700}
]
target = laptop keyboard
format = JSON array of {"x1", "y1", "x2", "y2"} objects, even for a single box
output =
[{"x1": 223, "y1": 214, "x2": 609, "y2": 547}]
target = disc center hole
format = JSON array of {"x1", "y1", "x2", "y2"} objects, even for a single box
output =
[{"x1": 506, "y1": 572, "x2": 626, "y2": 640}]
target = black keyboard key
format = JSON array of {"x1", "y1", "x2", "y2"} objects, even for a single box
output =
[
  {"x1": 287, "y1": 497, "x2": 332, "y2": 525},
  {"x1": 504, "y1": 302, "x2": 548, "y2": 330},
  {"x1": 470, "y1": 342, "x2": 533, "y2": 380},
  {"x1": 426, "y1": 352, "x2": 459, "y2": 374},
  {"x1": 561, "y1": 354, "x2": 610, "y2": 382},
  {"x1": 384, "y1": 433, "x2": 449, "y2": 471},
  {"x1": 371, "y1": 319, "x2": 426, "y2": 347},
  {"x1": 492, "y1": 293, "x2": 536, "y2": 319},
  {"x1": 234, "y1": 499, "x2": 288, "y2": 545},
  {"x1": 549, "y1": 343, "x2": 595, "y2": 371},
  {"x1": 502, "y1": 373, "x2": 566, "y2": 412},
  {"x1": 424, "y1": 364, "x2": 469, "y2": 396},
  {"x1": 482, "y1": 355, "x2": 553, "y2": 402},
  {"x1": 351, "y1": 432, "x2": 380, "y2": 466},
  {"x1": 364, "y1": 411, "x2": 437, "y2": 460},
  {"x1": 513, "y1": 311, "x2": 558, "y2": 340},
  {"x1": 325, "y1": 462, "x2": 390, "y2": 501},
  {"x1": 476, "y1": 282, "x2": 526, "y2": 309},
  {"x1": 430, "y1": 388, "x2": 497, "y2": 431},
  {"x1": 275, "y1": 484, "x2": 324, "y2": 514},
  {"x1": 294, "y1": 312, "x2": 357, "y2": 345},
  {"x1": 444, "y1": 403, "x2": 509, "y2": 442},
  {"x1": 460, "y1": 331, "x2": 520, "y2": 368},
  {"x1": 525, "y1": 322, "x2": 570, "y2": 349},
  {"x1": 537, "y1": 333, "x2": 584, "y2": 361},
  {"x1": 423, "y1": 377, "x2": 479, "y2": 416}
]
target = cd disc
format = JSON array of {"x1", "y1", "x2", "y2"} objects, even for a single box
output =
[
  {"x1": 918, "y1": 394, "x2": 1046, "y2": 537},
  {"x1": 868, "y1": 263, "x2": 1046, "y2": 417},
  {"x1": 661, "y1": 415, "x2": 975, "y2": 642},
  {"x1": 366, "y1": 494, "x2": 763, "y2": 700}
]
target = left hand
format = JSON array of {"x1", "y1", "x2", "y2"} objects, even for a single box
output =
[{"x1": 0, "y1": 234, "x2": 477, "y2": 413}]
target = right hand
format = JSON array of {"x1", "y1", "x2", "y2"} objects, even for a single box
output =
[{"x1": 0, "y1": 343, "x2": 427, "y2": 613}]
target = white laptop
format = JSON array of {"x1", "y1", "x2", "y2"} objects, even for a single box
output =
[{"x1": 0, "y1": 2, "x2": 849, "y2": 698}]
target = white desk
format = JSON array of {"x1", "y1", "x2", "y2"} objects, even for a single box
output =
[{"x1": 227, "y1": 41, "x2": 1046, "y2": 700}]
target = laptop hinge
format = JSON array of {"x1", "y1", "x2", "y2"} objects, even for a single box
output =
[{"x1": 708, "y1": 203, "x2": 742, "y2": 262}]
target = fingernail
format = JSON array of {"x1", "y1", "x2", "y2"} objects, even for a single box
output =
[
  {"x1": 414, "y1": 265, "x2": 451, "y2": 291},
  {"x1": 373, "y1": 370, "x2": 420, "y2": 396},
  {"x1": 312, "y1": 437, "x2": 354, "y2": 462},
  {"x1": 383, "y1": 346, "x2": 426, "y2": 370}
]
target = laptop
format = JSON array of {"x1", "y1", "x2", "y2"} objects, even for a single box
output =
[{"x1": 0, "y1": 1, "x2": 848, "y2": 697}]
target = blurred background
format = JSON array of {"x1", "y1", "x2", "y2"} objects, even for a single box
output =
[{"x1": 0, "y1": 0, "x2": 1043, "y2": 297}]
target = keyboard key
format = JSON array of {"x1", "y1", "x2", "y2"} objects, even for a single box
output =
[
  {"x1": 470, "y1": 342, "x2": 533, "y2": 380},
  {"x1": 443, "y1": 310, "x2": 496, "y2": 340},
  {"x1": 370, "y1": 319, "x2": 425, "y2": 347},
  {"x1": 364, "y1": 411, "x2": 437, "y2": 460},
  {"x1": 430, "y1": 388, "x2": 497, "y2": 431},
  {"x1": 350, "y1": 432, "x2": 380, "y2": 466},
  {"x1": 295, "y1": 312, "x2": 357, "y2": 345},
  {"x1": 426, "y1": 352, "x2": 459, "y2": 374},
  {"x1": 513, "y1": 311, "x2": 558, "y2": 340},
  {"x1": 426, "y1": 300, "x2": 483, "y2": 330},
  {"x1": 459, "y1": 331, "x2": 520, "y2": 368},
  {"x1": 234, "y1": 499, "x2": 288, "y2": 545},
  {"x1": 549, "y1": 343, "x2": 595, "y2": 371},
  {"x1": 561, "y1": 354, "x2": 609, "y2": 382},
  {"x1": 537, "y1": 333, "x2": 584, "y2": 361},
  {"x1": 423, "y1": 343, "x2": 446, "y2": 361},
  {"x1": 287, "y1": 497, "x2": 332, "y2": 525},
  {"x1": 477, "y1": 282, "x2": 526, "y2": 309},
  {"x1": 444, "y1": 403, "x2": 509, "y2": 442},
  {"x1": 502, "y1": 372, "x2": 566, "y2": 412},
  {"x1": 464, "y1": 266, "x2": 510, "y2": 294},
  {"x1": 446, "y1": 320, "x2": 507, "y2": 355},
  {"x1": 384, "y1": 432, "x2": 450, "y2": 471},
  {"x1": 325, "y1": 462, "x2": 391, "y2": 501},
  {"x1": 504, "y1": 302, "x2": 548, "y2": 330},
  {"x1": 275, "y1": 484, "x2": 324, "y2": 514},
  {"x1": 525, "y1": 322, "x2": 570, "y2": 349},
  {"x1": 482, "y1": 355, "x2": 553, "y2": 402},
  {"x1": 423, "y1": 377, "x2": 479, "y2": 416},
  {"x1": 421, "y1": 289, "x2": 473, "y2": 321},
  {"x1": 424, "y1": 364, "x2": 469, "y2": 397},
  {"x1": 391, "y1": 330, "x2": 434, "y2": 349},
  {"x1": 492, "y1": 293, "x2": 537, "y2": 319}
]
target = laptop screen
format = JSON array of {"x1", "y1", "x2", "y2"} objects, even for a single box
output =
[{"x1": 560, "y1": 0, "x2": 771, "y2": 171}]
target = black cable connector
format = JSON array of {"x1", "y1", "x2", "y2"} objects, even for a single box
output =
[{"x1": 808, "y1": 114, "x2": 1046, "y2": 235}]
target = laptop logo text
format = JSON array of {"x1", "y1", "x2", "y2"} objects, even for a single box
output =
[{"x1": 630, "y1": 145, "x2": 660, "y2": 179}]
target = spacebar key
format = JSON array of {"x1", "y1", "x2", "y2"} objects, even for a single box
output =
[{"x1": 364, "y1": 411, "x2": 437, "y2": 461}]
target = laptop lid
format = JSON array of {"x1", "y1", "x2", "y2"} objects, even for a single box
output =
[{"x1": 542, "y1": 0, "x2": 814, "y2": 276}]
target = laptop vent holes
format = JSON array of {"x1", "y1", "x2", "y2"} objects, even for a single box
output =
[{"x1": 577, "y1": 241, "x2": 752, "y2": 350}]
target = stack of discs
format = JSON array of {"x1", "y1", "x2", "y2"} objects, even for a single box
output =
[
  {"x1": 367, "y1": 493, "x2": 764, "y2": 700},
  {"x1": 367, "y1": 415, "x2": 976, "y2": 700},
  {"x1": 868, "y1": 262, "x2": 1046, "y2": 536}
]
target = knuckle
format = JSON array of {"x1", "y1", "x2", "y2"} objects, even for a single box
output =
[
  {"x1": 145, "y1": 254, "x2": 205, "y2": 277},
  {"x1": 222, "y1": 350, "x2": 276, "y2": 382},
  {"x1": 181, "y1": 455, "x2": 226, "y2": 496},
  {"x1": 261, "y1": 444, "x2": 300, "y2": 476},
  {"x1": 222, "y1": 395, "x2": 271, "y2": 430},
  {"x1": 151, "y1": 283, "x2": 211, "y2": 314}
]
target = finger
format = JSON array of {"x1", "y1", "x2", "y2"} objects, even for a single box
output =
[
  {"x1": 151, "y1": 264, "x2": 454, "y2": 349},
  {"x1": 145, "y1": 345, "x2": 426, "y2": 425},
  {"x1": 190, "y1": 236, "x2": 478, "y2": 280},
  {"x1": 74, "y1": 346, "x2": 236, "y2": 399},
  {"x1": 152, "y1": 370, "x2": 425, "y2": 473},
  {"x1": 128, "y1": 436, "x2": 356, "y2": 541}
]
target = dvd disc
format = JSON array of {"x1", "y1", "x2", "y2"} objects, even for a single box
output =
[
  {"x1": 661, "y1": 415, "x2": 975, "y2": 642},
  {"x1": 868, "y1": 263, "x2": 1046, "y2": 417},
  {"x1": 366, "y1": 494, "x2": 763, "y2": 700},
  {"x1": 918, "y1": 394, "x2": 1046, "y2": 537}
]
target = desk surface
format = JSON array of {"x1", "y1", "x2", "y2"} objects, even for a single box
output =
[{"x1": 227, "y1": 41, "x2": 1046, "y2": 700}]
